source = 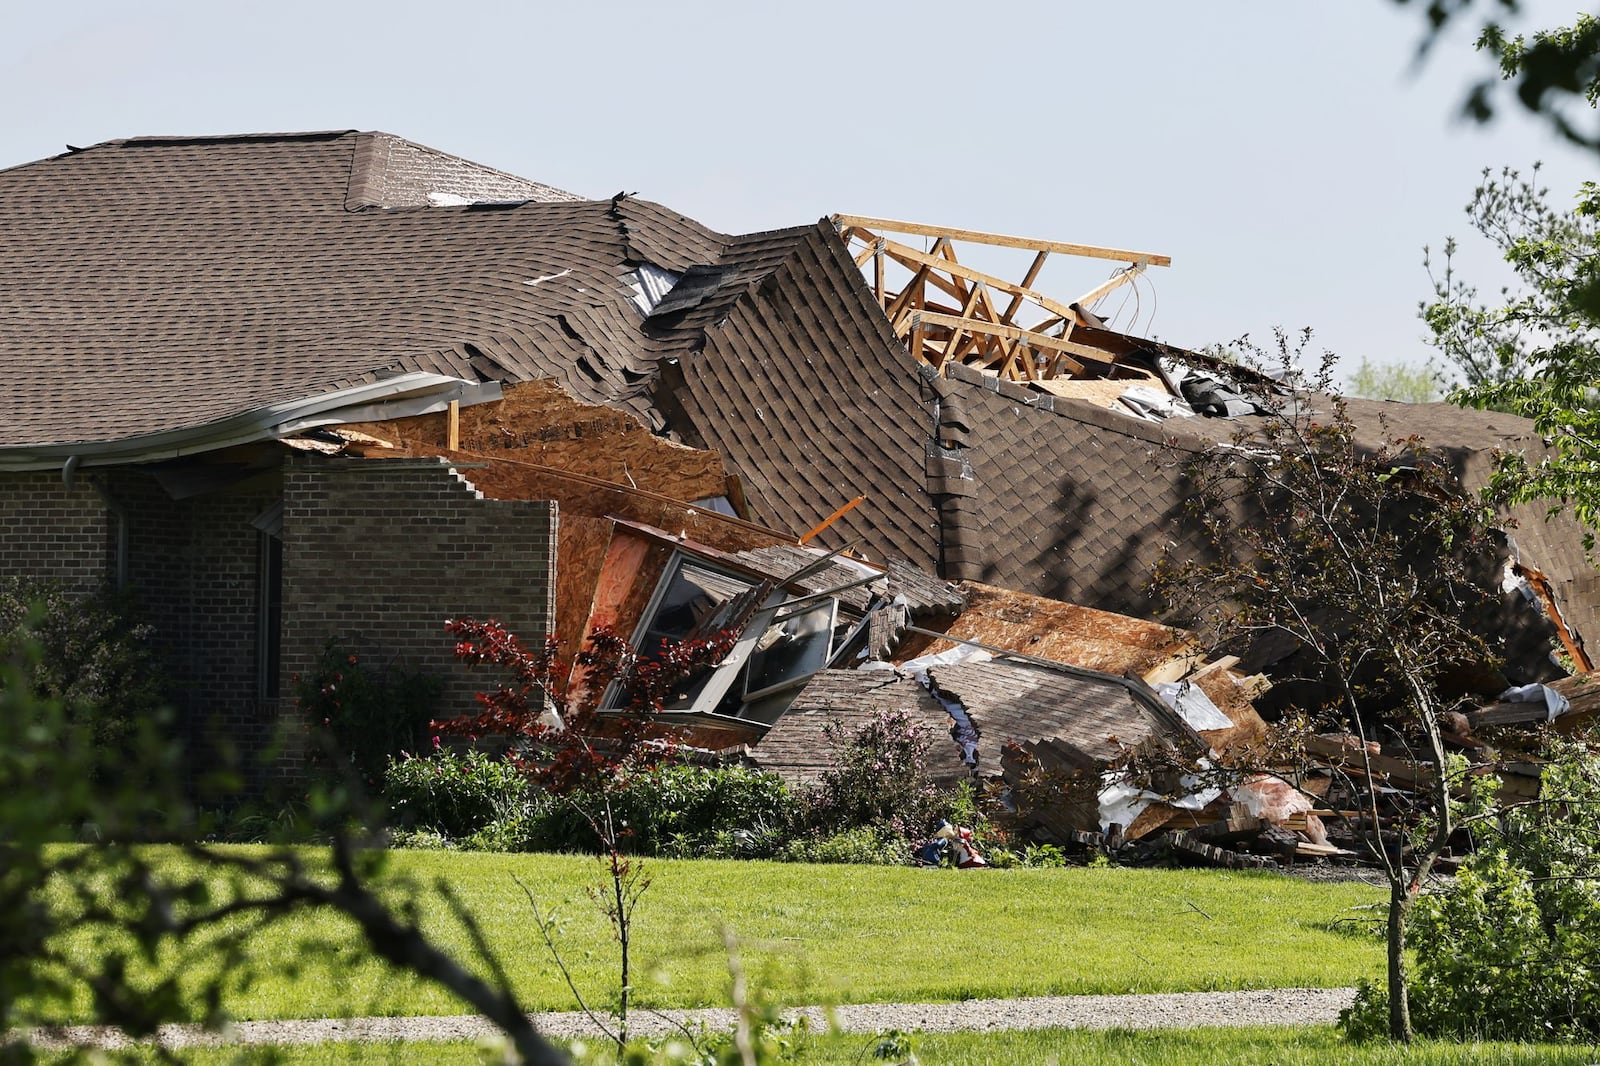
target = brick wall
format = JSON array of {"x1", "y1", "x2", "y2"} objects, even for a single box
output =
[
  {"x1": 100, "y1": 467, "x2": 284, "y2": 793},
  {"x1": 0, "y1": 471, "x2": 111, "y2": 592},
  {"x1": 280, "y1": 456, "x2": 557, "y2": 732}
]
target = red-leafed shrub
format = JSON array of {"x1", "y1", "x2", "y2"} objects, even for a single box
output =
[{"x1": 432, "y1": 618, "x2": 737, "y2": 795}]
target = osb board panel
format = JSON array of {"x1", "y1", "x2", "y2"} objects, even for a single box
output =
[
  {"x1": 556, "y1": 516, "x2": 613, "y2": 652},
  {"x1": 567, "y1": 533, "x2": 668, "y2": 705},
  {"x1": 612, "y1": 539, "x2": 675, "y2": 650},
  {"x1": 1033, "y1": 376, "x2": 1154, "y2": 410},
  {"x1": 907, "y1": 581, "x2": 1194, "y2": 675},
  {"x1": 1193, "y1": 669, "x2": 1270, "y2": 753},
  {"x1": 346, "y1": 379, "x2": 727, "y2": 504},
  {"x1": 359, "y1": 452, "x2": 792, "y2": 554}
]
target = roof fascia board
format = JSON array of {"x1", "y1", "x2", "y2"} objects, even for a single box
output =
[{"x1": 0, "y1": 375, "x2": 500, "y2": 472}]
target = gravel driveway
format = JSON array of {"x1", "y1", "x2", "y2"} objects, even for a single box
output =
[{"x1": 27, "y1": 987, "x2": 1355, "y2": 1050}]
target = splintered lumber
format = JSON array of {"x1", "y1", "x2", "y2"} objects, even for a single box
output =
[
  {"x1": 832, "y1": 214, "x2": 1174, "y2": 383},
  {"x1": 832, "y1": 215, "x2": 1172, "y2": 267}
]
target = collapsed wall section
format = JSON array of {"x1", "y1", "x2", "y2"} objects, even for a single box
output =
[{"x1": 280, "y1": 456, "x2": 557, "y2": 733}]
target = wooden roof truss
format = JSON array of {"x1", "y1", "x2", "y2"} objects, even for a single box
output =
[{"x1": 831, "y1": 214, "x2": 1172, "y2": 383}]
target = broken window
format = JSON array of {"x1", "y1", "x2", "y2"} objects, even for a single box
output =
[
  {"x1": 743, "y1": 598, "x2": 836, "y2": 702},
  {"x1": 612, "y1": 549, "x2": 870, "y2": 724}
]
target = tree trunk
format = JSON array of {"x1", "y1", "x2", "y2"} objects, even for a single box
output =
[{"x1": 1387, "y1": 881, "x2": 1414, "y2": 1043}]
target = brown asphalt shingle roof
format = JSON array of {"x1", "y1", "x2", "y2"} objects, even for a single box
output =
[
  {"x1": 749, "y1": 669, "x2": 970, "y2": 788},
  {"x1": 669, "y1": 223, "x2": 942, "y2": 572},
  {"x1": 0, "y1": 131, "x2": 772, "y2": 447},
  {"x1": 928, "y1": 363, "x2": 1592, "y2": 674},
  {"x1": 926, "y1": 659, "x2": 1169, "y2": 773}
]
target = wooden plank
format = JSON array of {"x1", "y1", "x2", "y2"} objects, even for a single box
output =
[
  {"x1": 1072, "y1": 262, "x2": 1149, "y2": 313},
  {"x1": 871, "y1": 234, "x2": 1088, "y2": 329},
  {"x1": 830, "y1": 213, "x2": 1172, "y2": 267},
  {"x1": 908, "y1": 311, "x2": 1088, "y2": 374},
  {"x1": 873, "y1": 241, "x2": 885, "y2": 305},
  {"x1": 1002, "y1": 249, "x2": 1050, "y2": 324},
  {"x1": 446, "y1": 399, "x2": 460, "y2": 451}
]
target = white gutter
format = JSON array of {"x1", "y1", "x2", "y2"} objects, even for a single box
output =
[{"x1": 0, "y1": 374, "x2": 503, "y2": 473}]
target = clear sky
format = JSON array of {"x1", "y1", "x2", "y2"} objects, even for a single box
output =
[{"x1": 2, "y1": 1, "x2": 1593, "y2": 381}]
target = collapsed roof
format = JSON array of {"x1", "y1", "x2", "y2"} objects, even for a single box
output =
[{"x1": 1, "y1": 129, "x2": 1592, "y2": 670}]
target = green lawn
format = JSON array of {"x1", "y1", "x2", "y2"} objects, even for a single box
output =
[
  {"x1": 40, "y1": 848, "x2": 1385, "y2": 1023},
  {"x1": 43, "y1": 1028, "x2": 1600, "y2": 1065}
]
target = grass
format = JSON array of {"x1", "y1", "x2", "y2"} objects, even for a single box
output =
[
  {"x1": 37, "y1": 847, "x2": 1385, "y2": 1023},
  {"x1": 41, "y1": 1027, "x2": 1600, "y2": 1065}
]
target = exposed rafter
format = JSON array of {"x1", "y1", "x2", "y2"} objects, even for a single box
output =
[{"x1": 832, "y1": 214, "x2": 1170, "y2": 384}]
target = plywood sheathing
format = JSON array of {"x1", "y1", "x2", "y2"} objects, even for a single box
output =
[
  {"x1": 344, "y1": 379, "x2": 729, "y2": 505},
  {"x1": 356, "y1": 448, "x2": 792, "y2": 555},
  {"x1": 905, "y1": 580, "x2": 1268, "y2": 753},
  {"x1": 1033, "y1": 376, "x2": 1157, "y2": 411},
  {"x1": 907, "y1": 581, "x2": 1195, "y2": 675},
  {"x1": 555, "y1": 515, "x2": 615, "y2": 655}
]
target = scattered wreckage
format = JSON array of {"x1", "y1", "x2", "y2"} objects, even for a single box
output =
[
  {"x1": 303, "y1": 217, "x2": 1596, "y2": 873},
  {"x1": 3, "y1": 130, "x2": 1590, "y2": 844}
]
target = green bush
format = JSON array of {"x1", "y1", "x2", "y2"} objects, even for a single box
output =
[
  {"x1": 803, "y1": 708, "x2": 953, "y2": 841},
  {"x1": 780, "y1": 826, "x2": 908, "y2": 866},
  {"x1": 0, "y1": 577, "x2": 168, "y2": 762},
  {"x1": 1342, "y1": 740, "x2": 1600, "y2": 1042},
  {"x1": 295, "y1": 641, "x2": 441, "y2": 788},
  {"x1": 384, "y1": 750, "x2": 529, "y2": 839},
  {"x1": 521, "y1": 765, "x2": 800, "y2": 858}
]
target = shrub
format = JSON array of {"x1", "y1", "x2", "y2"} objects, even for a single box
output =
[
  {"x1": 804, "y1": 708, "x2": 949, "y2": 841},
  {"x1": 520, "y1": 765, "x2": 800, "y2": 858},
  {"x1": 384, "y1": 750, "x2": 528, "y2": 839},
  {"x1": 1342, "y1": 740, "x2": 1600, "y2": 1042},
  {"x1": 0, "y1": 577, "x2": 167, "y2": 761},
  {"x1": 780, "y1": 826, "x2": 908, "y2": 866},
  {"x1": 295, "y1": 641, "x2": 440, "y2": 789}
]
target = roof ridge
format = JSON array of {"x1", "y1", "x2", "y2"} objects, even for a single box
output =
[{"x1": 117, "y1": 130, "x2": 358, "y2": 147}]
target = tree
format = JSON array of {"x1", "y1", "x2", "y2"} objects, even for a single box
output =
[
  {"x1": 0, "y1": 616, "x2": 568, "y2": 1066},
  {"x1": 1391, "y1": 3, "x2": 1600, "y2": 153},
  {"x1": 1152, "y1": 331, "x2": 1502, "y2": 1043},
  {"x1": 1344, "y1": 358, "x2": 1443, "y2": 403},
  {"x1": 1344, "y1": 739, "x2": 1600, "y2": 1041},
  {"x1": 1423, "y1": 166, "x2": 1600, "y2": 539}
]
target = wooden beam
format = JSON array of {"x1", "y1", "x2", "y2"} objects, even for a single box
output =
[
  {"x1": 831, "y1": 213, "x2": 1172, "y2": 268},
  {"x1": 446, "y1": 400, "x2": 460, "y2": 450},
  {"x1": 871, "y1": 234, "x2": 1087, "y2": 330},
  {"x1": 1072, "y1": 262, "x2": 1149, "y2": 312},
  {"x1": 909, "y1": 311, "x2": 1088, "y2": 373},
  {"x1": 799, "y1": 495, "x2": 867, "y2": 545},
  {"x1": 1001, "y1": 249, "x2": 1050, "y2": 324}
]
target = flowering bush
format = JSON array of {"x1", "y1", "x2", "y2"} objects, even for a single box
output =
[
  {"x1": 0, "y1": 577, "x2": 167, "y2": 763},
  {"x1": 804, "y1": 708, "x2": 948, "y2": 841}
]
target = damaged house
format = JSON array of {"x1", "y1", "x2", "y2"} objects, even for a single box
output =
[{"x1": 0, "y1": 130, "x2": 1594, "y2": 827}]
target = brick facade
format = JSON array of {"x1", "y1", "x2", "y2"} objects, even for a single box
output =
[
  {"x1": 280, "y1": 456, "x2": 557, "y2": 733},
  {"x1": 4, "y1": 455, "x2": 557, "y2": 794},
  {"x1": 0, "y1": 471, "x2": 112, "y2": 592}
]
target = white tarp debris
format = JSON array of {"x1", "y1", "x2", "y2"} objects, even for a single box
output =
[
  {"x1": 1154, "y1": 680, "x2": 1234, "y2": 732},
  {"x1": 1119, "y1": 384, "x2": 1198, "y2": 422},
  {"x1": 625, "y1": 262, "x2": 682, "y2": 314},
  {"x1": 898, "y1": 644, "x2": 989, "y2": 766},
  {"x1": 1097, "y1": 775, "x2": 1161, "y2": 833},
  {"x1": 1500, "y1": 682, "x2": 1571, "y2": 723}
]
